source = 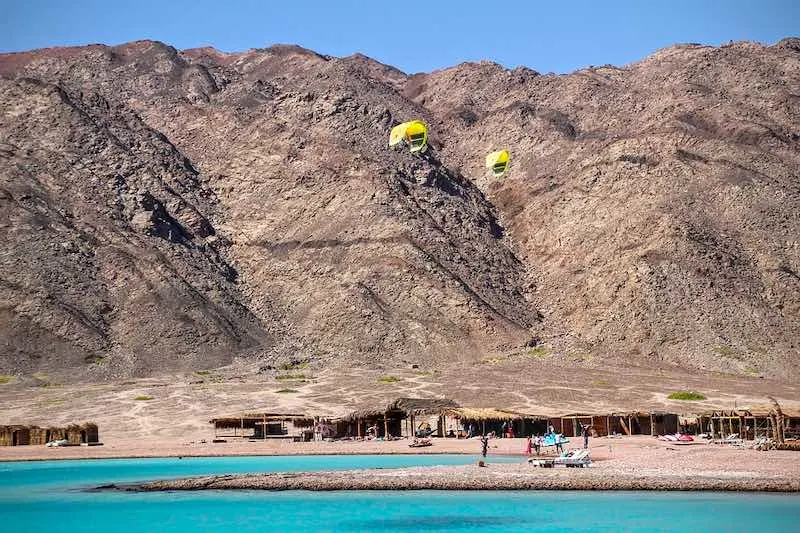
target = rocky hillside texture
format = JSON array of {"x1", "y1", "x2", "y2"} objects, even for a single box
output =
[{"x1": 1, "y1": 38, "x2": 798, "y2": 380}]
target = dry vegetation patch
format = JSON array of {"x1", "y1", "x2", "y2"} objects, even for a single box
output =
[{"x1": 667, "y1": 391, "x2": 707, "y2": 401}]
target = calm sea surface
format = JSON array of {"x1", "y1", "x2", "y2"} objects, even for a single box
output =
[{"x1": 1, "y1": 455, "x2": 798, "y2": 532}]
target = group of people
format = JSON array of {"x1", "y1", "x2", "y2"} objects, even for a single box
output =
[
  {"x1": 524, "y1": 434, "x2": 548, "y2": 456},
  {"x1": 472, "y1": 422, "x2": 593, "y2": 458}
]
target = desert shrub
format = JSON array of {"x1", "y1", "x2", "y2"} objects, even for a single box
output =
[
  {"x1": 278, "y1": 360, "x2": 309, "y2": 371},
  {"x1": 667, "y1": 391, "x2": 706, "y2": 401},
  {"x1": 714, "y1": 345, "x2": 735, "y2": 356},
  {"x1": 527, "y1": 347, "x2": 551, "y2": 358}
]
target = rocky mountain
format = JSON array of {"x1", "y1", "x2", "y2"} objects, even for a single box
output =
[{"x1": 1, "y1": 38, "x2": 798, "y2": 380}]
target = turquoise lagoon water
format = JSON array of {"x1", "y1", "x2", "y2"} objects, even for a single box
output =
[{"x1": 1, "y1": 455, "x2": 798, "y2": 532}]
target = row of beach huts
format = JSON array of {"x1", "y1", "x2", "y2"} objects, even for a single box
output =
[
  {"x1": 0, "y1": 422, "x2": 100, "y2": 447},
  {"x1": 209, "y1": 397, "x2": 800, "y2": 443},
  {"x1": 3, "y1": 399, "x2": 796, "y2": 447}
]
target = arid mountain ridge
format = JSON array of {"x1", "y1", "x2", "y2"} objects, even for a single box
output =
[{"x1": 0, "y1": 38, "x2": 798, "y2": 382}]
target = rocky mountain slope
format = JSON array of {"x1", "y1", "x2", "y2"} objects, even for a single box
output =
[{"x1": 1, "y1": 38, "x2": 798, "y2": 380}]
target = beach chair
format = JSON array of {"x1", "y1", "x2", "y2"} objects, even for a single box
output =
[
  {"x1": 554, "y1": 449, "x2": 591, "y2": 468},
  {"x1": 753, "y1": 437, "x2": 774, "y2": 451},
  {"x1": 715, "y1": 434, "x2": 745, "y2": 447}
]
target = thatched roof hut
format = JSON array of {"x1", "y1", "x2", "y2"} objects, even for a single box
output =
[
  {"x1": 547, "y1": 411, "x2": 679, "y2": 437},
  {"x1": 388, "y1": 397, "x2": 459, "y2": 416},
  {"x1": 739, "y1": 405, "x2": 800, "y2": 419},
  {"x1": 341, "y1": 398, "x2": 459, "y2": 423},
  {"x1": 0, "y1": 425, "x2": 31, "y2": 446},
  {"x1": 440, "y1": 408, "x2": 549, "y2": 438},
  {"x1": 66, "y1": 422, "x2": 99, "y2": 444},
  {"x1": 700, "y1": 404, "x2": 800, "y2": 440},
  {"x1": 1, "y1": 422, "x2": 98, "y2": 446},
  {"x1": 209, "y1": 412, "x2": 312, "y2": 428},
  {"x1": 338, "y1": 398, "x2": 459, "y2": 438},
  {"x1": 607, "y1": 411, "x2": 679, "y2": 436},
  {"x1": 209, "y1": 412, "x2": 314, "y2": 439},
  {"x1": 443, "y1": 408, "x2": 523, "y2": 420}
]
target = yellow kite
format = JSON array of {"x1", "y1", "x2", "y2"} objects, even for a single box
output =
[
  {"x1": 389, "y1": 120, "x2": 428, "y2": 153},
  {"x1": 485, "y1": 150, "x2": 510, "y2": 177}
]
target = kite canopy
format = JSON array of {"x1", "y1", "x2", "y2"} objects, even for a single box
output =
[
  {"x1": 389, "y1": 120, "x2": 428, "y2": 153},
  {"x1": 485, "y1": 150, "x2": 510, "y2": 177}
]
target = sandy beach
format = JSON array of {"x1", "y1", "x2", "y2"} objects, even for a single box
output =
[
  {"x1": 2, "y1": 364, "x2": 799, "y2": 496},
  {"x1": 3, "y1": 435, "x2": 797, "y2": 492},
  {"x1": 100, "y1": 437, "x2": 800, "y2": 493}
]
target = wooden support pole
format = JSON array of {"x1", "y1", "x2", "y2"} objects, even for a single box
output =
[
  {"x1": 384, "y1": 412, "x2": 390, "y2": 438},
  {"x1": 650, "y1": 414, "x2": 654, "y2": 436},
  {"x1": 619, "y1": 417, "x2": 630, "y2": 435}
]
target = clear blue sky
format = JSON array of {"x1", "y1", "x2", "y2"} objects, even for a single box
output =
[{"x1": 1, "y1": 0, "x2": 797, "y2": 73}]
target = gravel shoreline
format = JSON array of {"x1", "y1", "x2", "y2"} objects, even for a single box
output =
[{"x1": 105, "y1": 463, "x2": 800, "y2": 493}]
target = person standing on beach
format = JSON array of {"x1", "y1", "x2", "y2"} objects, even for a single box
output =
[
  {"x1": 556, "y1": 435, "x2": 564, "y2": 454},
  {"x1": 534, "y1": 434, "x2": 542, "y2": 455},
  {"x1": 525, "y1": 435, "x2": 532, "y2": 456},
  {"x1": 582, "y1": 424, "x2": 591, "y2": 449},
  {"x1": 480, "y1": 435, "x2": 489, "y2": 457}
]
